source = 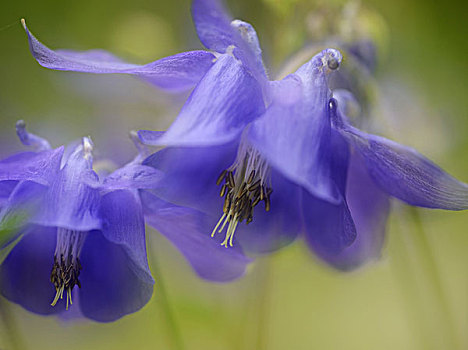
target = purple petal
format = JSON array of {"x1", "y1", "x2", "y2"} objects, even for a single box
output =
[
  {"x1": 16, "y1": 120, "x2": 51, "y2": 151},
  {"x1": 303, "y1": 129, "x2": 357, "y2": 259},
  {"x1": 191, "y1": 0, "x2": 239, "y2": 53},
  {"x1": 141, "y1": 191, "x2": 250, "y2": 282},
  {"x1": 249, "y1": 51, "x2": 342, "y2": 204},
  {"x1": 140, "y1": 54, "x2": 264, "y2": 147},
  {"x1": 137, "y1": 130, "x2": 164, "y2": 145},
  {"x1": 331, "y1": 98, "x2": 468, "y2": 210},
  {"x1": 308, "y1": 151, "x2": 390, "y2": 270},
  {"x1": 335, "y1": 152, "x2": 390, "y2": 269},
  {"x1": 0, "y1": 147, "x2": 64, "y2": 186},
  {"x1": 101, "y1": 163, "x2": 164, "y2": 190},
  {"x1": 234, "y1": 169, "x2": 303, "y2": 253},
  {"x1": 142, "y1": 141, "x2": 237, "y2": 214},
  {"x1": 303, "y1": 191, "x2": 357, "y2": 259},
  {"x1": 79, "y1": 230, "x2": 153, "y2": 322},
  {"x1": 0, "y1": 181, "x2": 48, "y2": 240},
  {"x1": 0, "y1": 181, "x2": 18, "y2": 210},
  {"x1": 22, "y1": 20, "x2": 215, "y2": 92},
  {"x1": 99, "y1": 189, "x2": 153, "y2": 285},
  {"x1": 32, "y1": 142, "x2": 101, "y2": 231},
  {"x1": 191, "y1": 0, "x2": 267, "y2": 81},
  {"x1": 0, "y1": 225, "x2": 65, "y2": 315}
]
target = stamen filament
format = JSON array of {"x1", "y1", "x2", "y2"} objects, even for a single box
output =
[{"x1": 211, "y1": 138, "x2": 272, "y2": 248}]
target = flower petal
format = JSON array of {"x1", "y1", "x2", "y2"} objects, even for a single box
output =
[
  {"x1": 0, "y1": 225, "x2": 65, "y2": 315},
  {"x1": 331, "y1": 98, "x2": 468, "y2": 210},
  {"x1": 141, "y1": 191, "x2": 250, "y2": 282},
  {"x1": 32, "y1": 142, "x2": 101, "y2": 231},
  {"x1": 22, "y1": 20, "x2": 215, "y2": 92},
  {"x1": 302, "y1": 131, "x2": 357, "y2": 259},
  {"x1": 191, "y1": 0, "x2": 267, "y2": 81},
  {"x1": 0, "y1": 181, "x2": 18, "y2": 210},
  {"x1": 335, "y1": 152, "x2": 390, "y2": 270},
  {"x1": 142, "y1": 141, "x2": 238, "y2": 214},
  {"x1": 0, "y1": 147, "x2": 64, "y2": 186},
  {"x1": 79, "y1": 230, "x2": 153, "y2": 322},
  {"x1": 101, "y1": 163, "x2": 164, "y2": 190},
  {"x1": 249, "y1": 50, "x2": 343, "y2": 203},
  {"x1": 309, "y1": 151, "x2": 390, "y2": 270},
  {"x1": 234, "y1": 169, "x2": 303, "y2": 253},
  {"x1": 302, "y1": 190, "x2": 356, "y2": 260},
  {"x1": 99, "y1": 189, "x2": 153, "y2": 285},
  {"x1": 191, "y1": 0, "x2": 240, "y2": 53},
  {"x1": 0, "y1": 181, "x2": 48, "y2": 248},
  {"x1": 140, "y1": 54, "x2": 264, "y2": 147}
]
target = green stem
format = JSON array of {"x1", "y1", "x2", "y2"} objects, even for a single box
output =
[
  {"x1": 0, "y1": 296, "x2": 26, "y2": 350},
  {"x1": 149, "y1": 251, "x2": 184, "y2": 350}
]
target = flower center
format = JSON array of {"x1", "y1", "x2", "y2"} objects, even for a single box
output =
[
  {"x1": 50, "y1": 228, "x2": 87, "y2": 309},
  {"x1": 212, "y1": 143, "x2": 272, "y2": 247}
]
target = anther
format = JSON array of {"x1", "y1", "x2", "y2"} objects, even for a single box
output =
[
  {"x1": 50, "y1": 229, "x2": 87, "y2": 310},
  {"x1": 216, "y1": 170, "x2": 227, "y2": 186}
]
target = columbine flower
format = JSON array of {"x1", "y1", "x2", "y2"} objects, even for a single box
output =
[
  {"x1": 0, "y1": 123, "x2": 251, "y2": 322},
  {"x1": 111, "y1": 132, "x2": 251, "y2": 282},
  {"x1": 20, "y1": 0, "x2": 269, "y2": 95},
  {"x1": 137, "y1": 44, "x2": 345, "y2": 257},
  {"x1": 0, "y1": 122, "x2": 155, "y2": 322},
  {"x1": 20, "y1": 0, "x2": 354, "y2": 257},
  {"x1": 138, "y1": 0, "x2": 467, "y2": 270},
  {"x1": 316, "y1": 92, "x2": 468, "y2": 267}
]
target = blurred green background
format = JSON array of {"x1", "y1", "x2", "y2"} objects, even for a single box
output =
[{"x1": 0, "y1": 0, "x2": 467, "y2": 349}]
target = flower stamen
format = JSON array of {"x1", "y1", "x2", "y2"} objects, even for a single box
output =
[
  {"x1": 212, "y1": 142, "x2": 272, "y2": 247},
  {"x1": 50, "y1": 229, "x2": 87, "y2": 309}
]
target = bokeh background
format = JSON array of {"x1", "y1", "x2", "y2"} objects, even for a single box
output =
[{"x1": 0, "y1": 0, "x2": 467, "y2": 349}]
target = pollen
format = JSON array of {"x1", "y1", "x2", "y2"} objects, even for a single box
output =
[
  {"x1": 50, "y1": 229, "x2": 87, "y2": 310},
  {"x1": 211, "y1": 142, "x2": 272, "y2": 247}
]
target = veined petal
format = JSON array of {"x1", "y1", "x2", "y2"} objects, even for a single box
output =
[
  {"x1": 0, "y1": 147, "x2": 64, "y2": 186},
  {"x1": 79, "y1": 230, "x2": 153, "y2": 322},
  {"x1": 303, "y1": 131, "x2": 357, "y2": 259},
  {"x1": 191, "y1": 0, "x2": 240, "y2": 53},
  {"x1": 191, "y1": 0, "x2": 267, "y2": 81},
  {"x1": 143, "y1": 54, "x2": 264, "y2": 147},
  {"x1": 335, "y1": 152, "x2": 390, "y2": 269},
  {"x1": 0, "y1": 181, "x2": 17, "y2": 210},
  {"x1": 16, "y1": 120, "x2": 51, "y2": 151},
  {"x1": 0, "y1": 225, "x2": 65, "y2": 315},
  {"x1": 99, "y1": 189, "x2": 153, "y2": 285},
  {"x1": 308, "y1": 151, "x2": 390, "y2": 270},
  {"x1": 235, "y1": 169, "x2": 303, "y2": 253},
  {"x1": 33, "y1": 141, "x2": 101, "y2": 231},
  {"x1": 101, "y1": 163, "x2": 164, "y2": 190},
  {"x1": 0, "y1": 181, "x2": 48, "y2": 249},
  {"x1": 142, "y1": 141, "x2": 238, "y2": 214},
  {"x1": 249, "y1": 50, "x2": 343, "y2": 204},
  {"x1": 22, "y1": 20, "x2": 215, "y2": 92},
  {"x1": 330, "y1": 98, "x2": 468, "y2": 210},
  {"x1": 303, "y1": 190, "x2": 357, "y2": 258},
  {"x1": 141, "y1": 191, "x2": 250, "y2": 282}
]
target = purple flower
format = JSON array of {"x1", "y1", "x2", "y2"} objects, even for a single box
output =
[
  {"x1": 111, "y1": 133, "x2": 251, "y2": 283},
  {"x1": 20, "y1": 0, "x2": 269, "y2": 94},
  {"x1": 0, "y1": 122, "x2": 155, "y2": 322},
  {"x1": 19, "y1": 0, "x2": 468, "y2": 272},
  {"x1": 0, "y1": 123, "x2": 251, "y2": 322},
  {"x1": 139, "y1": 0, "x2": 468, "y2": 270},
  {"x1": 19, "y1": 0, "x2": 357, "y2": 258},
  {"x1": 139, "y1": 46, "x2": 351, "y2": 258}
]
